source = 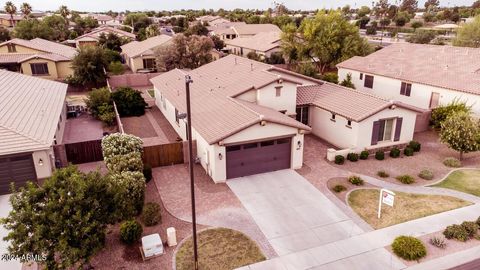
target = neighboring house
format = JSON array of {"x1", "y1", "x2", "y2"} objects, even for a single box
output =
[
  {"x1": 0, "y1": 13, "x2": 23, "y2": 27},
  {"x1": 225, "y1": 31, "x2": 282, "y2": 58},
  {"x1": 0, "y1": 38, "x2": 76, "y2": 80},
  {"x1": 208, "y1": 22, "x2": 246, "y2": 40},
  {"x1": 151, "y1": 55, "x2": 425, "y2": 181},
  {"x1": 297, "y1": 83, "x2": 422, "y2": 160},
  {"x1": 337, "y1": 43, "x2": 480, "y2": 116},
  {"x1": 121, "y1": 35, "x2": 172, "y2": 73},
  {"x1": 0, "y1": 70, "x2": 67, "y2": 194},
  {"x1": 196, "y1": 15, "x2": 231, "y2": 27},
  {"x1": 211, "y1": 23, "x2": 281, "y2": 40},
  {"x1": 74, "y1": 25, "x2": 136, "y2": 47}
]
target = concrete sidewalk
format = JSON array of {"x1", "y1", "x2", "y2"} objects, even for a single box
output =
[{"x1": 240, "y1": 202, "x2": 480, "y2": 270}]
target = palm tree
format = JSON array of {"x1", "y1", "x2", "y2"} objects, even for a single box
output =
[
  {"x1": 58, "y1": 5, "x2": 70, "y2": 26},
  {"x1": 4, "y1": 1, "x2": 17, "y2": 27},
  {"x1": 20, "y1": 2, "x2": 32, "y2": 18}
]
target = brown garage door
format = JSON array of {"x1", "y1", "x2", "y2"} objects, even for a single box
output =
[
  {"x1": 226, "y1": 137, "x2": 291, "y2": 179},
  {"x1": 0, "y1": 154, "x2": 37, "y2": 194}
]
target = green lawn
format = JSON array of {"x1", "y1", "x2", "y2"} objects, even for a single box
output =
[
  {"x1": 348, "y1": 189, "x2": 471, "y2": 229},
  {"x1": 432, "y1": 170, "x2": 480, "y2": 197},
  {"x1": 176, "y1": 228, "x2": 266, "y2": 270},
  {"x1": 148, "y1": 89, "x2": 155, "y2": 97}
]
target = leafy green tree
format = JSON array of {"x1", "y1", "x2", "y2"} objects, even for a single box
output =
[
  {"x1": 0, "y1": 27, "x2": 11, "y2": 41},
  {"x1": 71, "y1": 46, "x2": 109, "y2": 86},
  {"x1": 282, "y1": 10, "x2": 372, "y2": 75},
  {"x1": 211, "y1": 35, "x2": 225, "y2": 50},
  {"x1": 439, "y1": 112, "x2": 480, "y2": 160},
  {"x1": 85, "y1": 87, "x2": 112, "y2": 117},
  {"x1": 374, "y1": 0, "x2": 390, "y2": 18},
  {"x1": 20, "y1": 2, "x2": 32, "y2": 18},
  {"x1": 454, "y1": 16, "x2": 480, "y2": 48},
  {"x1": 407, "y1": 30, "x2": 436, "y2": 44},
  {"x1": 400, "y1": 0, "x2": 418, "y2": 14},
  {"x1": 42, "y1": 15, "x2": 69, "y2": 41},
  {"x1": 111, "y1": 87, "x2": 147, "y2": 117},
  {"x1": 357, "y1": 6, "x2": 371, "y2": 17},
  {"x1": 13, "y1": 19, "x2": 53, "y2": 40},
  {"x1": 425, "y1": 0, "x2": 440, "y2": 10},
  {"x1": 395, "y1": 11, "x2": 411, "y2": 26},
  {"x1": 265, "y1": 52, "x2": 285, "y2": 64},
  {"x1": 431, "y1": 100, "x2": 472, "y2": 129},
  {"x1": 58, "y1": 5, "x2": 70, "y2": 27},
  {"x1": 4, "y1": 1, "x2": 17, "y2": 26},
  {"x1": 272, "y1": 15, "x2": 292, "y2": 29},
  {"x1": 411, "y1": 21, "x2": 423, "y2": 31},
  {"x1": 98, "y1": 32, "x2": 124, "y2": 51},
  {"x1": 124, "y1": 13, "x2": 151, "y2": 32},
  {"x1": 246, "y1": 51, "x2": 261, "y2": 61},
  {"x1": 108, "y1": 61, "x2": 124, "y2": 75},
  {"x1": 1, "y1": 166, "x2": 118, "y2": 270},
  {"x1": 340, "y1": 73, "x2": 355, "y2": 89},
  {"x1": 145, "y1": 24, "x2": 159, "y2": 38},
  {"x1": 73, "y1": 16, "x2": 98, "y2": 35},
  {"x1": 184, "y1": 22, "x2": 209, "y2": 36}
]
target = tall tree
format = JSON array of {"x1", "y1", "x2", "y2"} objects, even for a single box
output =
[
  {"x1": 439, "y1": 112, "x2": 480, "y2": 160},
  {"x1": 400, "y1": 0, "x2": 418, "y2": 14},
  {"x1": 454, "y1": 16, "x2": 480, "y2": 48},
  {"x1": 424, "y1": 0, "x2": 440, "y2": 10},
  {"x1": 145, "y1": 24, "x2": 159, "y2": 38},
  {"x1": 4, "y1": 1, "x2": 17, "y2": 27},
  {"x1": 282, "y1": 10, "x2": 372, "y2": 75},
  {"x1": 374, "y1": 0, "x2": 390, "y2": 18},
  {"x1": 71, "y1": 46, "x2": 109, "y2": 86},
  {"x1": 13, "y1": 19, "x2": 53, "y2": 40},
  {"x1": 20, "y1": 2, "x2": 32, "y2": 18},
  {"x1": 58, "y1": 5, "x2": 70, "y2": 27}
]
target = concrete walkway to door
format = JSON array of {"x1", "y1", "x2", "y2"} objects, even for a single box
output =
[{"x1": 227, "y1": 170, "x2": 365, "y2": 256}]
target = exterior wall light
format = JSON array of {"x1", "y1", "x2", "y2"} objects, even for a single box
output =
[
  {"x1": 38, "y1": 158, "x2": 44, "y2": 166},
  {"x1": 297, "y1": 141, "x2": 302, "y2": 150},
  {"x1": 218, "y1": 153, "x2": 223, "y2": 160}
]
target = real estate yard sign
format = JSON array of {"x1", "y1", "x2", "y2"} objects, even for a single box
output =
[{"x1": 378, "y1": 189, "x2": 395, "y2": 219}]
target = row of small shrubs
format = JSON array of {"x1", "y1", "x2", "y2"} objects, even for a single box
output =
[
  {"x1": 378, "y1": 169, "x2": 434, "y2": 181},
  {"x1": 331, "y1": 176, "x2": 364, "y2": 193},
  {"x1": 334, "y1": 141, "x2": 421, "y2": 165},
  {"x1": 443, "y1": 218, "x2": 480, "y2": 242},
  {"x1": 119, "y1": 201, "x2": 162, "y2": 244}
]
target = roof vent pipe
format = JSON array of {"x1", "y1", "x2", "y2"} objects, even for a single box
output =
[{"x1": 250, "y1": 63, "x2": 253, "y2": 71}]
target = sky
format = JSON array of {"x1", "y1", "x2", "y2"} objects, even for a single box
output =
[{"x1": 5, "y1": 0, "x2": 476, "y2": 12}]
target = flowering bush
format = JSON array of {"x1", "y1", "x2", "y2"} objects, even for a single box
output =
[
  {"x1": 101, "y1": 133, "x2": 143, "y2": 159},
  {"x1": 105, "y1": 152, "x2": 143, "y2": 173},
  {"x1": 109, "y1": 171, "x2": 146, "y2": 217}
]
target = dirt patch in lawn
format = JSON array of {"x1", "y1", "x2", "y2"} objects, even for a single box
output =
[
  {"x1": 90, "y1": 181, "x2": 207, "y2": 270},
  {"x1": 121, "y1": 115, "x2": 158, "y2": 138},
  {"x1": 386, "y1": 231, "x2": 480, "y2": 266},
  {"x1": 432, "y1": 169, "x2": 480, "y2": 197},
  {"x1": 332, "y1": 131, "x2": 480, "y2": 186},
  {"x1": 327, "y1": 177, "x2": 377, "y2": 203},
  {"x1": 348, "y1": 189, "x2": 472, "y2": 229},
  {"x1": 176, "y1": 228, "x2": 266, "y2": 270}
]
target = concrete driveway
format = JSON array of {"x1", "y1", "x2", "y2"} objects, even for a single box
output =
[
  {"x1": 0, "y1": 195, "x2": 21, "y2": 270},
  {"x1": 227, "y1": 170, "x2": 364, "y2": 256}
]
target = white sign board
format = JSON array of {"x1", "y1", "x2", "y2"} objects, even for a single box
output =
[{"x1": 378, "y1": 189, "x2": 395, "y2": 219}]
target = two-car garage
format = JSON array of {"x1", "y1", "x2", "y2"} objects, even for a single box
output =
[
  {"x1": 225, "y1": 137, "x2": 292, "y2": 179},
  {"x1": 0, "y1": 153, "x2": 37, "y2": 195}
]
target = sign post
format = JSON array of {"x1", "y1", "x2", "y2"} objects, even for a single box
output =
[{"x1": 378, "y1": 188, "x2": 395, "y2": 219}]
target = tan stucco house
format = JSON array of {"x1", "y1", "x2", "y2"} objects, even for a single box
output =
[
  {"x1": 75, "y1": 25, "x2": 136, "y2": 47},
  {"x1": 151, "y1": 55, "x2": 423, "y2": 182},
  {"x1": 0, "y1": 38, "x2": 76, "y2": 80},
  {"x1": 121, "y1": 35, "x2": 172, "y2": 73},
  {"x1": 0, "y1": 70, "x2": 67, "y2": 194},
  {"x1": 225, "y1": 31, "x2": 282, "y2": 58}
]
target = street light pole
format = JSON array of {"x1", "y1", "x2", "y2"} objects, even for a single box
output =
[{"x1": 185, "y1": 74, "x2": 199, "y2": 270}]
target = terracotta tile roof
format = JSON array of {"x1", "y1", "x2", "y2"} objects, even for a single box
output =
[
  {"x1": 226, "y1": 31, "x2": 281, "y2": 52},
  {"x1": 337, "y1": 43, "x2": 480, "y2": 95},
  {"x1": 0, "y1": 70, "x2": 67, "y2": 155},
  {"x1": 75, "y1": 25, "x2": 136, "y2": 41},
  {"x1": 121, "y1": 35, "x2": 172, "y2": 58},
  {"x1": 232, "y1": 24, "x2": 281, "y2": 36},
  {"x1": 0, "y1": 38, "x2": 77, "y2": 59},
  {"x1": 297, "y1": 83, "x2": 422, "y2": 122},
  {"x1": 151, "y1": 55, "x2": 311, "y2": 144}
]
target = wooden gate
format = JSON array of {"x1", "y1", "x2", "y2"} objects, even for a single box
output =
[
  {"x1": 143, "y1": 142, "x2": 184, "y2": 168},
  {"x1": 64, "y1": 139, "x2": 103, "y2": 164}
]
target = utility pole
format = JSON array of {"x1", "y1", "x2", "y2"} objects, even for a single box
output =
[{"x1": 185, "y1": 74, "x2": 199, "y2": 270}]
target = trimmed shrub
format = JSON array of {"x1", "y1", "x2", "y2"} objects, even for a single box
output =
[
  {"x1": 105, "y1": 152, "x2": 143, "y2": 173},
  {"x1": 461, "y1": 221, "x2": 479, "y2": 238},
  {"x1": 143, "y1": 164, "x2": 153, "y2": 182},
  {"x1": 108, "y1": 61, "x2": 124, "y2": 75},
  {"x1": 109, "y1": 171, "x2": 146, "y2": 217},
  {"x1": 348, "y1": 176, "x2": 364, "y2": 186},
  {"x1": 443, "y1": 224, "x2": 469, "y2": 242},
  {"x1": 431, "y1": 100, "x2": 471, "y2": 129},
  {"x1": 408, "y1": 141, "x2": 421, "y2": 152},
  {"x1": 360, "y1": 150, "x2": 369, "y2": 160},
  {"x1": 120, "y1": 220, "x2": 143, "y2": 244},
  {"x1": 429, "y1": 236, "x2": 447, "y2": 249},
  {"x1": 391, "y1": 236, "x2": 427, "y2": 261},
  {"x1": 390, "y1": 147, "x2": 401, "y2": 158},
  {"x1": 112, "y1": 87, "x2": 148, "y2": 117},
  {"x1": 335, "y1": 155, "x2": 345, "y2": 165},
  {"x1": 404, "y1": 147, "x2": 414, "y2": 157},
  {"x1": 142, "y1": 202, "x2": 161, "y2": 226},
  {"x1": 332, "y1": 185, "x2": 347, "y2": 193},
  {"x1": 347, "y1": 153, "x2": 359, "y2": 162},
  {"x1": 321, "y1": 72, "x2": 339, "y2": 84},
  {"x1": 418, "y1": 170, "x2": 434, "y2": 180},
  {"x1": 102, "y1": 133, "x2": 143, "y2": 159},
  {"x1": 396, "y1": 175, "x2": 415, "y2": 184},
  {"x1": 377, "y1": 170, "x2": 390, "y2": 178},
  {"x1": 443, "y1": 157, "x2": 462, "y2": 168},
  {"x1": 375, "y1": 151, "x2": 385, "y2": 160}
]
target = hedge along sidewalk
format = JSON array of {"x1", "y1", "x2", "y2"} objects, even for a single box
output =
[{"x1": 356, "y1": 173, "x2": 480, "y2": 204}]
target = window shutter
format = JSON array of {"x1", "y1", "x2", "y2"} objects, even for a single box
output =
[
  {"x1": 400, "y1": 82, "x2": 406, "y2": 95},
  {"x1": 406, "y1": 84, "x2": 412, "y2": 97},
  {"x1": 394, "y1": 117, "x2": 403, "y2": 141},
  {"x1": 371, "y1": 121, "x2": 380, "y2": 145}
]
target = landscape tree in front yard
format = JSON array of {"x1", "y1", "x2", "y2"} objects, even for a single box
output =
[
  {"x1": 70, "y1": 46, "x2": 109, "y2": 86},
  {"x1": 454, "y1": 15, "x2": 480, "y2": 48},
  {"x1": 281, "y1": 10, "x2": 372, "y2": 75},
  {"x1": 1, "y1": 166, "x2": 118, "y2": 269},
  {"x1": 439, "y1": 112, "x2": 480, "y2": 160}
]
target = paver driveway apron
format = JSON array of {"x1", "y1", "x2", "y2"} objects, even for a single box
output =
[
  {"x1": 227, "y1": 170, "x2": 364, "y2": 256},
  {"x1": 0, "y1": 195, "x2": 21, "y2": 270}
]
